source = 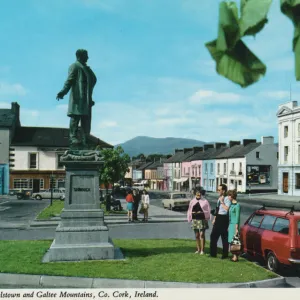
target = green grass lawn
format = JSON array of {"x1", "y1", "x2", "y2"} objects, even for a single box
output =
[
  {"x1": 37, "y1": 201, "x2": 127, "y2": 220},
  {"x1": 0, "y1": 239, "x2": 277, "y2": 283}
]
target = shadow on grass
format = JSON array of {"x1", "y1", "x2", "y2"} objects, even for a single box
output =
[{"x1": 120, "y1": 246, "x2": 224, "y2": 258}]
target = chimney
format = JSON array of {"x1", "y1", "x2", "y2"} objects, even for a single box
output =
[
  {"x1": 243, "y1": 139, "x2": 256, "y2": 146},
  {"x1": 215, "y1": 142, "x2": 227, "y2": 149},
  {"x1": 193, "y1": 146, "x2": 203, "y2": 153},
  {"x1": 11, "y1": 102, "x2": 20, "y2": 126},
  {"x1": 203, "y1": 144, "x2": 214, "y2": 151},
  {"x1": 229, "y1": 141, "x2": 241, "y2": 148},
  {"x1": 183, "y1": 148, "x2": 192, "y2": 154},
  {"x1": 261, "y1": 136, "x2": 274, "y2": 145}
]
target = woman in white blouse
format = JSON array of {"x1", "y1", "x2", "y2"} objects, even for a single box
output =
[{"x1": 142, "y1": 189, "x2": 150, "y2": 222}]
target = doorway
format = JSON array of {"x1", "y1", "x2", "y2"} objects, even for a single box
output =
[{"x1": 283, "y1": 172, "x2": 289, "y2": 193}]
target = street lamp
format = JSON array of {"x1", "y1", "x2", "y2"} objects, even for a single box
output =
[{"x1": 50, "y1": 174, "x2": 56, "y2": 206}]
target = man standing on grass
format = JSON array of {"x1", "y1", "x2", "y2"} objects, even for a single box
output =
[{"x1": 210, "y1": 184, "x2": 231, "y2": 259}]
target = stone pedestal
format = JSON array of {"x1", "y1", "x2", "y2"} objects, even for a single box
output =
[{"x1": 44, "y1": 151, "x2": 115, "y2": 262}]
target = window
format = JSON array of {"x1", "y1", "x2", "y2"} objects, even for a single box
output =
[
  {"x1": 223, "y1": 178, "x2": 227, "y2": 184},
  {"x1": 232, "y1": 163, "x2": 234, "y2": 171},
  {"x1": 284, "y1": 146, "x2": 289, "y2": 162},
  {"x1": 29, "y1": 153, "x2": 37, "y2": 169},
  {"x1": 198, "y1": 166, "x2": 201, "y2": 176},
  {"x1": 239, "y1": 162, "x2": 242, "y2": 172},
  {"x1": 230, "y1": 180, "x2": 234, "y2": 184},
  {"x1": 298, "y1": 123, "x2": 300, "y2": 138},
  {"x1": 273, "y1": 218, "x2": 289, "y2": 234},
  {"x1": 203, "y1": 179, "x2": 206, "y2": 186},
  {"x1": 249, "y1": 214, "x2": 264, "y2": 228},
  {"x1": 284, "y1": 125, "x2": 288, "y2": 138},
  {"x1": 298, "y1": 145, "x2": 300, "y2": 164},
  {"x1": 256, "y1": 152, "x2": 260, "y2": 159},
  {"x1": 224, "y1": 163, "x2": 226, "y2": 174},
  {"x1": 217, "y1": 163, "x2": 220, "y2": 175},
  {"x1": 277, "y1": 152, "x2": 279, "y2": 160},
  {"x1": 13, "y1": 178, "x2": 44, "y2": 189},
  {"x1": 57, "y1": 153, "x2": 64, "y2": 169},
  {"x1": 238, "y1": 180, "x2": 242, "y2": 185},
  {"x1": 205, "y1": 163, "x2": 208, "y2": 174},
  {"x1": 296, "y1": 174, "x2": 300, "y2": 189},
  {"x1": 260, "y1": 215, "x2": 276, "y2": 230},
  {"x1": 210, "y1": 163, "x2": 213, "y2": 174}
]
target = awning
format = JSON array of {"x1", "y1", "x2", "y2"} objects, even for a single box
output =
[{"x1": 173, "y1": 178, "x2": 188, "y2": 183}]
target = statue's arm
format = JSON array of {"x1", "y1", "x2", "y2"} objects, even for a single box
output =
[{"x1": 57, "y1": 64, "x2": 77, "y2": 98}]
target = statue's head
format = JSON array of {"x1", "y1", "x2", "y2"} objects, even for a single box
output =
[{"x1": 76, "y1": 49, "x2": 89, "y2": 64}]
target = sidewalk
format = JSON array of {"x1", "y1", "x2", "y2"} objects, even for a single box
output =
[
  {"x1": 29, "y1": 199, "x2": 187, "y2": 228},
  {"x1": 0, "y1": 273, "x2": 286, "y2": 288}
]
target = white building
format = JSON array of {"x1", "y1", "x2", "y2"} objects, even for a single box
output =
[
  {"x1": 216, "y1": 138, "x2": 278, "y2": 193},
  {"x1": 277, "y1": 100, "x2": 300, "y2": 195}
]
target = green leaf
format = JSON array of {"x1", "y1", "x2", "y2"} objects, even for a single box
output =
[
  {"x1": 206, "y1": 39, "x2": 266, "y2": 88},
  {"x1": 216, "y1": 1, "x2": 240, "y2": 51},
  {"x1": 280, "y1": 0, "x2": 300, "y2": 80},
  {"x1": 239, "y1": 0, "x2": 273, "y2": 37}
]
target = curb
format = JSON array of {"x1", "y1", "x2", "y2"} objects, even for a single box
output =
[
  {"x1": 29, "y1": 218, "x2": 187, "y2": 228},
  {"x1": 0, "y1": 273, "x2": 286, "y2": 288}
]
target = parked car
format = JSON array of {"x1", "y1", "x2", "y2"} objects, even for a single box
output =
[
  {"x1": 132, "y1": 183, "x2": 145, "y2": 191},
  {"x1": 240, "y1": 204, "x2": 300, "y2": 273},
  {"x1": 16, "y1": 189, "x2": 32, "y2": 200},
  {"x1": 162, "y1": 192, "x2": 191, "y2": 210},
  {"x1": 32, "y1": 188, "x2": 65, "y2": 200}
]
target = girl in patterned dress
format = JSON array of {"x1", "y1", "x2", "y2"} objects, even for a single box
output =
[{"x1": 187, "y1": 190, "x2": 211, "y2": 254}]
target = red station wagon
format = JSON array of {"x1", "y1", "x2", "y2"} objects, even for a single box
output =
[{"x1": 240, "y1": 204, "x2": 300, "y2": 272}]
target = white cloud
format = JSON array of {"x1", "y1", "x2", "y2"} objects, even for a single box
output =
[
  {"x1": 153, "y1": 108, "x2": 170, "y2": 116},
  {"x1": 0, "y1": 102, "x2": 11, "y2": 108},
  {"x1": 189, "y1": 90, "x2": 241, "y2": 105},
  {"x1": 98, "y1": 121, "x2": 118, "y2": 129},
  {"x1": 259, "y1": 90, "x2": 290, "y2": 99},
  {"x1": 217, "y1": 117, "x2": 237, "y2": 126},
  {"x1": 0, "y1": 82, "x2": 27, "y2": 96},
  {"x1": 56, "y1": 104, "x2": 68, "y2": 111}
]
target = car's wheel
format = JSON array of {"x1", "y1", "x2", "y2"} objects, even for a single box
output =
[
  {"x1": 267, "y1": 252, "x2": 279, "y2": 272},
  {"x1": 35, "y1": 195, "x2": 42, "y2": 201},
  {"x1": 60, "y1": 196, "x2": 64, "y2": 201}
]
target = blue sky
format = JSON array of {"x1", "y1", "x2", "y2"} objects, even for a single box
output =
[{"x1": 0, "y1": 0, "x2": 298, "y2": 145}]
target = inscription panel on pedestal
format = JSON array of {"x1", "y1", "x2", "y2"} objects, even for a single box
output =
[{"x1": 70, "y1": 175, "x2": 95, "y2": 205}]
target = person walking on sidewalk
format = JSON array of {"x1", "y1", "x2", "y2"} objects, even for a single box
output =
[
  {"x1": 187, "y1": 189, "x2": 211, "y2": 254},
  {"x1": 125, "y1": 190, "x2": 134, "y2": 222},
  {"x1": 141, "y1": 189, "x2": 150, "y2": 222},
  {"x1": 132, "y1": 189, "x2": 141, "y2": 221},
  {"x1": 227, "y1": 189, "x2": 241, "y2": 262},
  {"x1": 210, "y1": 184, "x2": 231, "y2": 259}
]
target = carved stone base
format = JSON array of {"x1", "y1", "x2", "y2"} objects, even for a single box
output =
[{"x1": 43, "y1": 157, "x2": 120, "y2": 262}]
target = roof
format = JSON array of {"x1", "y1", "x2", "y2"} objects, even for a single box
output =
[
  {"x1": 145, "y1": 161, "x2": 164, "y2": 169},
  {"x1": 137, "y1": 161, "x2": 154, "y2": 170},
  {"x1": 216, "y1": 143, "x2": 261, "y2": 159},
  {"x1": 186, "y1": 148, "x2": 216, "y2": 162},
  {"x1": 164, "y1": 150, "x2": 184, "y2": 163},
  {"x1": 176, "y1": 150, "x2": 196, "y2": 163},
  {"x1": 11, "y1": 126, "x2": 113, "y2": 148},
  {"x1": 0, "y1": 109, "x2": 15, "y2": 127},
  {"x1": 256, "y1": 209, "x2": 300, "y2": 219}
]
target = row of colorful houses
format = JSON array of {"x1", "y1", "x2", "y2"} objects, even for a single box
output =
[{"x1": 126, "y1": 136, "x2": 278, "y2": 193}]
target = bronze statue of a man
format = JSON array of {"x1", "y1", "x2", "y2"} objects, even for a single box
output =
[{"x1": 57, "y1": 49, "x2": 97, "y2": 149}]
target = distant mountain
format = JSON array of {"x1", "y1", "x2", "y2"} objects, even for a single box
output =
[{"x1": 115, "y1": 136, "x2": 207, "y2": 157}]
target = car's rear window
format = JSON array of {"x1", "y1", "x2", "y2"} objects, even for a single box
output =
[
  {"x1": 249, "y1": 214, "x2": 264, "y2": 228},
  {"x1": 273, "y1": 218, "x2": 289, "y2": 235},
  {"x1": 260, "y1": 215, "x2": 276, "y2": 230}
]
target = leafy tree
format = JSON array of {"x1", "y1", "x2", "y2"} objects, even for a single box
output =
[
  {"x1": 132, "y1": 153, "x2": 146, "y2": 160},
  {"x1": 206, "y1": 0, "x2": 299, "y2": 87},
  {"x1": 99, "y1": 146, "x2": 130, "y2": 193}
]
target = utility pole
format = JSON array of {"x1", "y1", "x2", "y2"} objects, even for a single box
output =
[{"x1": 50, "y1": 173, "x2": 55, "y2": 206}]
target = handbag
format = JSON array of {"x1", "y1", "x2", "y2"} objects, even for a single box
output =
[{"x1": 230, "y1": 233, "x2": 241, "y2": 253}]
